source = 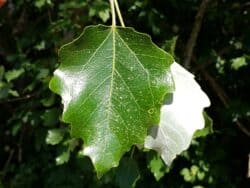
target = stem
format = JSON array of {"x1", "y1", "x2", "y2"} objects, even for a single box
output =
[
  {"x1": 109, "y1": 0, "x2": 116, "y2": 27},
  {"x1": 183, "y1": 0, "x2": 212, "y2": 68},
  {"x1": 114, "y1": 0, "x2": 125, "y2": 27},
  {"x1": 0, "y1": 92, "x2": 39, "y2": 104}
]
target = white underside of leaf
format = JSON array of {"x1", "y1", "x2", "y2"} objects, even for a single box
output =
[{"x1": 144, "y1": 62, "x2": 210, "y2": 165}]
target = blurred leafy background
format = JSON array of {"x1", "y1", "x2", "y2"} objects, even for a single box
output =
[{"x1": 0, "y1": 0, "x2": 250, "y2": 187}]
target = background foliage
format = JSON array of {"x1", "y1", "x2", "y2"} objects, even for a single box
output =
[{"x1": 0, "y1": 0, "x2": 250, "y2": 187}]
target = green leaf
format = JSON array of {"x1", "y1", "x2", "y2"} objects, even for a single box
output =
[
  {"x1": 36, "y1": 68, "x2": 49, "y2": 80},
  {"x1": 98, "y1": 9, "x2": 110, "y2": 23},
  {"x1": 88, "y1": 0, "x2": 110, "y2": 23},
  {"x1": 8, "y1": 89, "x2": 19, "y2": 97},
  {"x1": 115, "y1": 157, "x2": 140, "y2": 188},
  {"x1": 5, "y1": 68, "x2": 25, "y2": 82},
  {"x1": 42, "y1": 108, "x2": 61, "y2": 127},
  {"x1": 231, "y1": 56, "x2": 247, "y2": 70},
  {"x1": 41, "y1": 94, "x2": 56, "y2": 107},
  {"x1": 49, "y1": 25, "x2": 174, "y2": 176},
  {"x1": 0, "y1": 82, "x2": 10, "y2": 99},
  {"x1": 56, "y1": 151, "x2": 70, "y2": 165},
  {"x1": 46, "y1": 129, "x2": 64, "y2": 145},
  {"x1": 147, "y1": 152, "x2": 170, "y2": 181},
  {"x1": 145, "y1": 62, "x2": 210, "y2": 165},
  {"x1": 0, "y1": 66, "x2": 4, "y2": 81},
  {"x1": 11, "y1": 123, "x2": 22, "y2": 136},
  {"x1": 34, "y1": 41, "x2": 46, "y2": 51},
  {"x1": 193, "y1": 112, "x2": 213, "y2": 138},
  {"x1": 162, "y1": 36, "x2": 178, "y2": 57},
  {"x1": 34, "y1": 0, "x2": 52, "y2": 9}
]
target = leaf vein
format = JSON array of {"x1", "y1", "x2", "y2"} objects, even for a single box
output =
[
  {"x1": 79, "y1": 31, "x2": 112, "y2": 72},
  {"x1": 115, "y1": 31, "x2": 155, "y2": 105},
  {"x1": 78, "y1": 75, "x2": 111, "y2": 110},
  {"x1": 114, "y1": 69, "x2": 141, "y2": 109}
]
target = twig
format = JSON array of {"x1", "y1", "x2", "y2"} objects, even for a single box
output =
[
  {"x1": 13, "y1": 8, "x2": 27, "y2": 34},
  {"x1": 235, "y1": 121, "x2": 250, "y2": 137},
  {"x1": 1, "y1": 149, "x2": 15, "y2": 179},
  {"x1": 17, "y1": 124, "x2": 27, "y2": 163},
  {"x1": 0, "y1": 92, "x2": 38, "y2": 104},
  {"x1": 248, "y1": 153, "x2": 250, "y2": 178},
  {"x1": 184, "y1": 0, "x2": 212, "y2": 68},
  {"x1": 201, "y1": 69, "x2": 230, "y2": 108},
  {"x1": 193, "y1": 61, "x2": 213, "y2": 73},
  {"x1": 200, "y1": 68, "x2": 250, "y2": 137}
]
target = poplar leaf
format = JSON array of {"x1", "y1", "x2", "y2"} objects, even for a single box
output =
[
  {"x1": 145, "y1": 62, "x2": 210, "y2": 165},
  {"x1": 49, "y1": 25, "x2": 174, "y2": 176},
  {"x1": 46, "y1": 129, "x2": 64, "y2": 145}
]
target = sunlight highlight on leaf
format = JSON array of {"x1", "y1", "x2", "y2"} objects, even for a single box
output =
[{"x1": 145, "y1": 62, "x2": 210, "y2": 165}]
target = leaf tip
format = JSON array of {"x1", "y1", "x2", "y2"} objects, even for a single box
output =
[{"x1": 83, "y1": 146, "x2": 120, "y2": 178}]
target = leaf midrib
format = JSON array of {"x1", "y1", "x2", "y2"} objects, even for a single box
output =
[
  {"x1": 106, "y1": 27, "x2": 116, "y2": 123},
  {"x1": 77, "y1": 27, "x2": 156, "y2": 128}
]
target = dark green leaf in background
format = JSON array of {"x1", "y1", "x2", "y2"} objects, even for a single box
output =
[
  {"x1": 193, "y1": 112, "x2": 213, "y2": 138},
  {"x1": 46, "y1": 129, "x2": 64, "y2": 145},
  {"x1": 4, "y1": 68, "x2": 25, "y2": 82},
  {"x1": 115, "y1": 157, "x2": 140, "y2": 188},
  {"x1": 147, "y1": 152, "x2": 170, "y2": 181}
]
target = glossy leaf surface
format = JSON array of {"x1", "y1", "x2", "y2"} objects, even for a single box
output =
[{"x1": 49, "y1": 25, "x2": 174, "y2": 176}]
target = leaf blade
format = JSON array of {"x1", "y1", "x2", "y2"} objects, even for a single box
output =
[{"x1": 49, "y1": 25, "x2": 174, "y2": 176}]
